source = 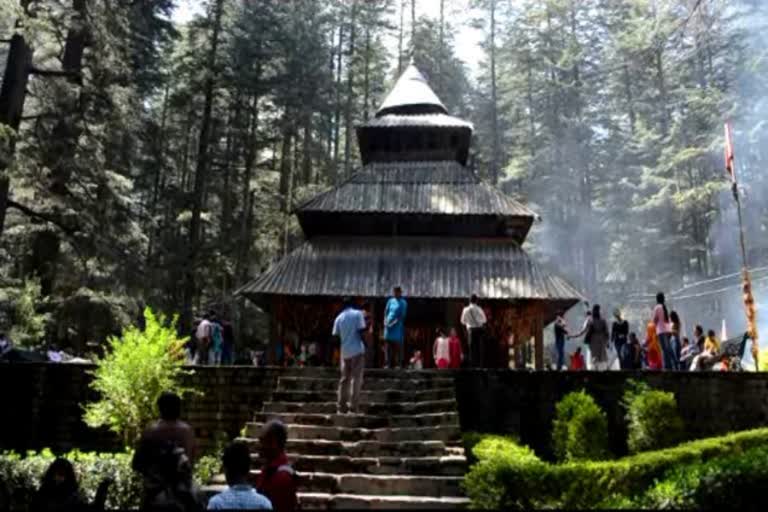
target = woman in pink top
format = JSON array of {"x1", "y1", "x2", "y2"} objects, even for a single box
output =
[
  {"x1": 652, "y1": 292, "x2": 678, "y2": 370},
  {"x1": 433, "y1": 328, "x2": 451, "y2": 369}
]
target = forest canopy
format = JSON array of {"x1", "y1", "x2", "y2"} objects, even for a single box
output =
[{"x1": 1, "y1": 0, "x2": 767, "y2": 350}]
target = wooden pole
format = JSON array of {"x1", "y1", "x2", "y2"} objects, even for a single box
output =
[{"x1": 733, "y1": 182, "x2": 759, "y2": 370}]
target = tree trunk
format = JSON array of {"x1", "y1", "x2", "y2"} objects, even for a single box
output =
[
  {"x1": 363, "y1": 30, "x2": 371, "y2": 121},
  {"x1": 489, "y1": 0, "x2": 500, "y2": 185},
  {"x1": 182, "y1": 0, "x2": 225, "y2": 330},
  {"x1": 302, "y1": 112, "x2": 312, "y2": 184},
  {"x1": 343, "y1": 1, "x2": 357, "y2": 179},
  {"x1": 333, "y1": 24, "x2": 345, "y2": 182},
  {"x1": 410, "y1": 0, "x2": 416, "y2": 56},
  {"x1": 0, "y1": 31, "x2": 33, "y2": 239},
  {"x1": 397, "y1": 0, "x2": 405, "y2": 75},
  {"x1": 26, "y1": 0, "x2": 89, "y2": 296},
  {"x1": 438, "y1": 0, "x2": 444, "y2": 92}
]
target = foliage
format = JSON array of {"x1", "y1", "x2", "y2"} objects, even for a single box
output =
[
  {"x1": 623, "y1": 380, "x2": 685, "y2": 454},
  {"x1": 552, "y1": 390, "x2": 610, "y2": 462},
  {"x1": 82, "y1": 307, "x2": 196, "y2": 446},
  {"x1": 636, "y1": 444, "x2": 768, "y2": 510},
  {"x1": 0, "y1": 449, "x2": 142, "y2": 510},
  {"x1": 462, "y1": 436, "x2": 545, "y2": 510},
  {"x1": 463, "y1": 428, "x2": 768, "y2": 510},
  {"x1": 0, "y1": 448, "x2": 222, "y2": 510},
  {"x1": 0, "y1": 278, "x2": 50, "y2": 348},
  {"x1": 462, "y1": 432, "x2": 519, "y2": 465}
]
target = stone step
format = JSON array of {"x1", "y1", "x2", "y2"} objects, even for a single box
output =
[
  {"x1": 245, "y1": 423, "x2": 461, "y2": 443},
  {"x1": 210, "y1": 472, "x2": 464, "y2": 497},
  {"x1": 282, "y1": 454, "x2": 467, "y2": 476},
  {"x1": 239, "y1": 437, "x2": 449, "y2": 457},
  {"x1": 263, "y1": 399, "x2": 457, "y2": 416},
  {"x1": 271, "y1": 388, "x2": 457, "y2": 404},
  {"x1": 277, "y1": 376, "x2": 455, "y2": 392},
  {"x1": 298, "y1": 492, "x2": 470, "y2": 510},
  {"x1": 201, "y1": 487, "x2": 469, "y2": 510},
  {"x1": 277, "y1": 367, "x2": 458, "y2": 380},
  {"x1": 254, "y1": 411, "x2": 460, "y2": 429}
]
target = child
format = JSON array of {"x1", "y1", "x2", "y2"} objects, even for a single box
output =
[
  {"x1": 409, "y1": 350, "x2": 423, "y2": 370},
  {"x1": 448, "y1": 327, "x2": 464, "y2": 369},
  {"x1": 433, "y1": 328, "x2": 451, "y2": 369},
  {"x1": 570, "y1": 347, "x2": 585, "y2": 370}
]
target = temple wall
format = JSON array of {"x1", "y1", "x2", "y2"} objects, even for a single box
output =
[{"x1": 4, "y1": 364, "x2": 768, "y2": 459}]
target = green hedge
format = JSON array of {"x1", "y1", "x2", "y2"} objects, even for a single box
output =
[
  {"x1": 623, "y1": 381, "x2": 685, "y2": 454},
  {"x1": 0, "y1": 449, "x2": 221, "y2": 511},
  {"x1": 635, "y1": 444, "x2": 768, "y2": 510},
  {"x1": 552, "y1": 390, "x2": 610, "y2": 462},
  {"x1": 464, "y1": 428, "x2": 768, "y2": 510}
]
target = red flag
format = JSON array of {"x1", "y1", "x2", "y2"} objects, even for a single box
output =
[{"x1": 724, "y1": 121, "x2": 736, "y2": 182}]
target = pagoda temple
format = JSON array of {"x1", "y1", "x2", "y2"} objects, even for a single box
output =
[{"x1": 237, "y1": 65, "x2": 582, "y2": 369}]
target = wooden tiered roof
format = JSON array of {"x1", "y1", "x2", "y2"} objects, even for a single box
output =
[{"x1": 238, "y1": 65, "x2": 582, "y2": 315}]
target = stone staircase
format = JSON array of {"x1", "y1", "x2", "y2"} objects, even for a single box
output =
[{"x1": 211, "y1": 368, "x2": 469, "y2": 509}]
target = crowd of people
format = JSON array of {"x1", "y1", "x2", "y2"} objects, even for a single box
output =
[
  {"x1": 555, "y1": 293, "x2": 735, "y2": 372},
  {"x1": 188, "y1": 311, "x2": 236, "y2": 366},
  {"x1": 27, "y1": 392, "x2": 296, "y2": 511}
]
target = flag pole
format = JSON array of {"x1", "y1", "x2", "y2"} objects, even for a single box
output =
[{"x1": 726, "y1": 121, "x2": 759, "y2": 370}]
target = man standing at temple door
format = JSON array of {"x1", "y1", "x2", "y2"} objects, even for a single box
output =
[
  {"x1": 383, "y1": 286, "x2": 408, "y2": 369},
  {"x1": 332, "y1": 298, "x2": 367, "y2": 414},
  {"x1": 461, "y1": 294, "x2": 487, "y2": 368}
]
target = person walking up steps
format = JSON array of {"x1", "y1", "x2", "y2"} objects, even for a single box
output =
[
  {"x1": 461, "y1": 294, "x2": 487, "y2": 368},
  {"x1": 383, "y1": 286, "x2": 407, "y2": 368},
  {"x1": 332, "y1": 298, "x2": 367, "y2": 414},
  {"x1": 256, "y1": 421, "x2": 297, "y2": 512}
]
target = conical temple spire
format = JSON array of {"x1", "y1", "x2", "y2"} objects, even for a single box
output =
[{"x1": 376, "y1": 65, "x2": 448, "y2": 117}]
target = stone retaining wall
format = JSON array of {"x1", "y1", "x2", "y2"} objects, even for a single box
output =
[
  {"x1": 455, "y1": 370, "x2": 768, "y2": 457},
  {"x1": 3, "y1": 363, "x2": 768, "y2": 457}
]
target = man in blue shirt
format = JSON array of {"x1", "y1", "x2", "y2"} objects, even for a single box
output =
[
  {"x1": 383, "y1": 286, "x2": 408, "y2": 369},
  {"x1": 332, "y1": 297, "x2": 367, "y2": 414},
  {"x1": 208, "y1": 441, "x2": 272, "y2": 510}
]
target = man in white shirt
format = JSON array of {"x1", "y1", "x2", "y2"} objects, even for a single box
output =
[{"x1": 461, "y1": 294, "x2": 487, "y2": 368}]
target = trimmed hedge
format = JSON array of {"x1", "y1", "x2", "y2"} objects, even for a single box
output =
[
  {"x1": 0, "y1": 450, "x2": 221, "y2": 511},
  {"x1": 635, "y1": 444, "x2": 768, "y2": 510},
  {"x1": 464, "y1": 428, "x2": 768, "y2": 510}
]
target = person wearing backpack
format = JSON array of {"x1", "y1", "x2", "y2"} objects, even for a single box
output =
[
  {"x1": 209, "y1": 314, "x2": 224, "y2": 366},
  {"x1": 256, "y1": 421, "x2": 297, "y2": 512}
]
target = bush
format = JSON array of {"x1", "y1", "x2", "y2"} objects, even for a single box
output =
[
  {"x1": 638, "y1": 444, "x2": 768, "y2": 510},
  {"x1": 462, "y1": 436, "x2": 546, "y2": 510},
  {"x1": 623, "y1": 380, "x2": 685, "y2": 454},
  {"x1": 83, "y1": 307, "x2": 197, "y2": 446},
  {"x1": 0, "y1": 449, "x2": 220, "y2": 511},
  {"x1": 463, "y1": 428, "x2": 768, "y2": 510},
  {"x1": 0, "y1": 450, "x2": 142, "y2": 510},
  {"x1": 462, "y1": 432, "x2": 519, "y2": 465},
  {"x1": 552, "y1": 390, "x2": 610, "y2": 462}
]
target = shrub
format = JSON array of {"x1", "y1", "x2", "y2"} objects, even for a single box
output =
[
  {"x1": 552, "y1": 390, "x2": 610, "y2": 462},
  {"x1": 623, "y1": 380, "x2": 685, "y2": 454},
  {"x1": 0, "y1": 450, "x2": 142, "y2": 510},
  {"x1": 639, "y1": 444, "x2": 768, "y2": 510},
  {"x1": 464, "y1": 428, "x2": 768, "y2": 510},
  {"x1": 83, "y1": 307, "x2": 197, "y2": 446},
  {"x1": 0, "y1": 449, "x2": 220, "y2": 510},
  {"x1": 462, "y1": 436, "x2": 546, "y2": 510},
  {"x1": 462, "y1": 432, "x2": 519, "y2": 465}
]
